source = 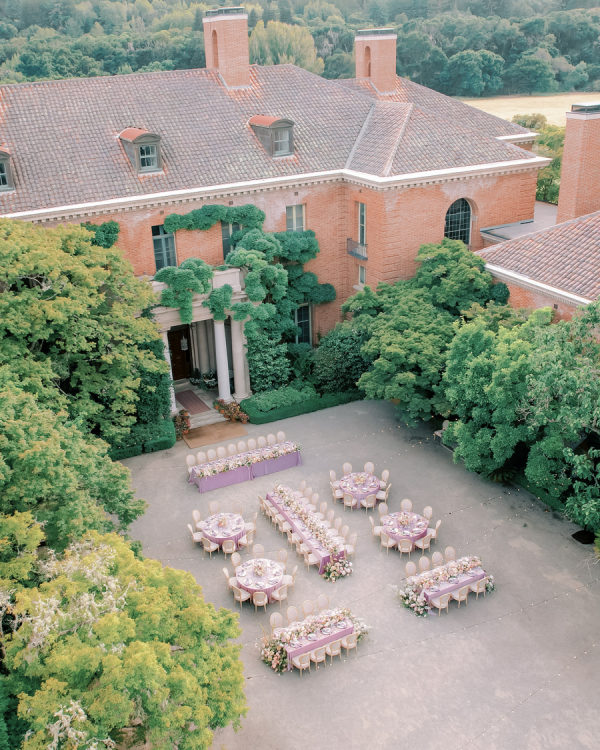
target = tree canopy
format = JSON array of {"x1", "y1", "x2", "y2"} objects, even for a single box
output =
[
  {"x1": 1, "y1": 1, "x2": 599, "y2": 96},
  {"x1": 1, "y1": 528, "x2": 246, "y2": 749}
]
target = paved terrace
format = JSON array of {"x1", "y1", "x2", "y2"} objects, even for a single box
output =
[{"x1": 126, "y1": 401, "x2": 599, "y2": 750}]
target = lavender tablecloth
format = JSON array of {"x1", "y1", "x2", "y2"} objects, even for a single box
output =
[
  {"x1": 189, "y1": 446, "x2": 302, "y2": 493},
  {"x1": 193, "y1": 465, "x2": 252, "y2": 493},
  {"x1": 267, "y1": 490, "x2": 344, "y2": 574},
  {"x1": 383, "y1": 512, "x2": 428, "y2": 544},
  {"x1": 199, "y1": 512, "x2": 246, "y2": 547},
  {"x1": 235, "y1": 558, "x2": 284, "y2": 601},
  {"x1": 338, "y1": 472, "x2": 382, "y2": 508},
  {"x1": 283, "y1": 622, "x2": 354, "y2": 669},
  {"x1": 422, "y1": 568, "x2": 487, "y2": 603},
  {"x1": 251, "y1": 451, "x2": 302, "y2": 477}
]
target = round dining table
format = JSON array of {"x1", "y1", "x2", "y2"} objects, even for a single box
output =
[
  {"x1": 338, "y1": 472, "x2": 382, "y2": 508},
  {"x1": 199, "y1": 512, "x2": 246, "y2": 548},
  {"x1": 235, "y1": 558, "x2": 284, "y2": 601},
  {"x1": 382, "y1": 511, "x2": 428, "y2": 544}
]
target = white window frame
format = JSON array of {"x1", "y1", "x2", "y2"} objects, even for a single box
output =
[
  {"x1": 294, "y1": 303, "x2": 312, "y2": 345},
  {"x1": 139, "y1": 143, "x2": 159, "y2": 172},
  {"x1": 273, "y1": 127, "x2": 292, "y2": 156},
  {"x1": 286, "y1": 204, "x2": 305, "y2": 232},
  {"x1": 358, "y1": 265, "x2": 366, "y2": 286},
  {"x1": 152, "y1": 225, "x2": 177, "y2": 271},
  {"x1": 358, "y1": 202, "x2": 366, "y2": 245}
]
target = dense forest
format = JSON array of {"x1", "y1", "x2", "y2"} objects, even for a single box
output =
[{"x1": 0, "y1": 1, "x2": 600, "y2": 96}]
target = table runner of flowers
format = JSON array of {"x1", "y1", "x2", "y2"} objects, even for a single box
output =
[
  {"x1": 398, "y1": 556, "x2": 495, "y2": 617},
  {"x1": 260, "y1": 607, "x2": 369, "y2": 673},
  {"x1": 192, "y1": 442, "x2": 300, "y2": 479},
  {"x1": 270, "y1": 485, "x2": 348, "y2": 576}
]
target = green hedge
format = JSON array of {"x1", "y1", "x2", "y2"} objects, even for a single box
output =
[
  {"x1": 240, "y1": 390, "x2": 362, "y2": 424},
  {"x1": 109, "y1": 419, "x2": 176, "y2": 460},
  {"x1": 245, "y1": 384, "x2": 316, "y2": 413}
]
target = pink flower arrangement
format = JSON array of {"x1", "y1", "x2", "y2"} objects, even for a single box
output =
[{"x1": 192, "y1": 442, "x2": 300, "y2": 479}]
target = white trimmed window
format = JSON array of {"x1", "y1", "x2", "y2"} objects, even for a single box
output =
[
  {"x1": 358, "y1": 265, "x2": 366, "y2": 286},
  {"x1": 358, "y1": 202, "x2": 366, "y2": 245},
  {"x1": 152, "y1": 225, "x2": 177, "y2": 271},
  {"x1": 286, "y1": 204, "x2": 305, "y2": 232}
]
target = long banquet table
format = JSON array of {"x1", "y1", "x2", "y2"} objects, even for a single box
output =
[
  {"x1": 267, "y1": 487, "x2": 345, "y2": 574},
  {"x1": 189, "y1": 442, "x2": 302, "y2": 493},
  {"x1": 421, "y1": 567, "x2": 487, "y2": 603},
  {"x1": 278, "y1": 613, "x2": 354, "y2": 670}
]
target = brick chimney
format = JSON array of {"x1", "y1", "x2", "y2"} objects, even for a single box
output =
[
  {"x1": 355, "y1": 28, "x2": 397, "y2": 95},
  {"x1": 557, "y1": 103, "x2": 600, "y2": 223},
  {"x1": 203, "y1": 7, "x2": 250, "y2": 89}
]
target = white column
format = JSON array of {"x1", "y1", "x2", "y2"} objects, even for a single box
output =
[
  {"x1": 207, "y1": 320, "x2": 216, "y2": 371},
  {"x1": 162, "y1": 331, "x2": 177, "y2": 414},
  {"x1": 231, "y1": 317, "x2": 250, "y2": 401},
  {"x1": 197, "y1": 320, "x2": 210, "y2": 373},
  {"x1": 213, "y1": 319, "x2": 232, "y2": 402}
]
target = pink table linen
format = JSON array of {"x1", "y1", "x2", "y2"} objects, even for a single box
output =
[
  {"x1": 199, "y1": 512, "x2": 246, "y2": 548},
  {"x1": 267, "y1": 488, "x2": 345, "y2": 575},
  {"x1": 422, "y1": 567, "x2": 487, "y2": 604},
  {"x1": 382, "y1": 511, "x2": 428, "y2": 544},
  {"x1": 281, "y1": 616, "x2": 354, "y2": 670},
  {"x1": 235, "y1": 558, "x2": 284, "y2": 601},
  {"x1": 338, "y1": 472, "x2": 381, "y2": 508},
  {"x1": 188, "y1": 442, "x2": 302, "y2": 493}
]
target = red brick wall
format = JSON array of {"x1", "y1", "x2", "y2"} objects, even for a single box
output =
[
  {"x1": 51, "y1": 168, "x2": 540, "y2": 338},
  {"x1": 202, "y1": 14, "x2": 250, "y2": 88},
  {"x1": 355, "y1": 35, "x2": 397, "y2": 93},
  {"x1": 502, "y1": 281, "x2": 576, "y2": 320},
  {"x1": 557, "y1": 112, "x2": 600, "y2": 223}
]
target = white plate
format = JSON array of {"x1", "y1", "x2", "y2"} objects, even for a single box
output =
[{"x1": 307, "y1": 633, "x2": 317, "y2": 641}]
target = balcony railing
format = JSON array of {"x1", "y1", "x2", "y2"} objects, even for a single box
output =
[{"x1": 347, "y1": 238, "x2": 368, "y2": 260}]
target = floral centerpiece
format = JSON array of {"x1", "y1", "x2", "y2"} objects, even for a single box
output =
[
  {"x1": 271, "y1": 485, "x2": 343, "y2": 559},
  {"x1": 253, "y1": 560, "x2": 266, "y2": 577},
  {"x1": 260, "y1": 608, "x2": 369, "y2": 672},
  {"x1": 192, "y1": 443, "x2": 300, "y2": 479},
  {"x1": 323, "y1": 558, "x2": 353, "y2": 582},
  {"x1": 217, "y1": 516, "x2": 228, "y2": 529}
]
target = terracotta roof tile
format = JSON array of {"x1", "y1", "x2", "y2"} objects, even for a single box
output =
[
  {"x1": 478, "y1": 210, "x2": 600, "y2": 299},
  {"x1": 0, "y1": 64, "x2": 534, "y2": 214}
]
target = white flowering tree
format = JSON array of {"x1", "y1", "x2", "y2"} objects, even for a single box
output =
[{"x1": 1, "y1": 522, "x2": 246, "y2": 749}]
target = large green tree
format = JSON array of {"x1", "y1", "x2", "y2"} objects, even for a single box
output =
[
  {"x1": 344, "y1": 239, "x2": 507, "y2": 423},
  {"x1": 0, "y1": 219, "x2": 163, "y2": 446},
  {"x1": 249, "y1": 20, "x2": 324, "y2": 73},
  {"x1": 1, "y1": 528, "x2": 246, "y2": 750}
]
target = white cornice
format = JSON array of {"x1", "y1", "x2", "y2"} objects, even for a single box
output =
[
  {"x1": 1, "y1": 156, "x2": 551, "y2": 222},
  {"x1": 484, "y1": 263, "x2": 592, "y2": 307},
  {"x1": 496, "y1": 133, "x2": 537, "y2": 142}
]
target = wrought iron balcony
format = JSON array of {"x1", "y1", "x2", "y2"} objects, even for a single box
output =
[{"x1": 347, "y1": 238, "x2": 368, "y2": 260}]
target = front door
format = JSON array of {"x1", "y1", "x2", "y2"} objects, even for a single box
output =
[{"x1": 167, "y1": 326, "x2": 191, "y2": 381}]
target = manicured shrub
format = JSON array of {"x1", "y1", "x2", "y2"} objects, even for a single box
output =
[
  {"x1": 313, "y1": 322, "x2": 371, "y2": 394},
  {"x1": 241, "y1": 389, "x2": 362, "y2": 424},
  {"x1": 242, "y1": 383, "x2": 316, "y2": 414}
]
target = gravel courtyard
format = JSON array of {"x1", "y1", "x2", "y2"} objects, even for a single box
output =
[{"x1": 125, "y1": 400, "x2": 599, "y2": 750}]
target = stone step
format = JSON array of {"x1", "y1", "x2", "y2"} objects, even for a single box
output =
[{"x1": 188, "y1": 410, "x2": 227, "y2": 429}]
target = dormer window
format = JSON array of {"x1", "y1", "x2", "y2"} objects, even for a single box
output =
[
  {"x1": 119, "y1": 128, "x2": 162, "y2": 174},
  {"x1": 249, "y1": 116, "x2": 294, "y2": 157},
  {"x1": 0, "y1": 149, "x2": 14, "y2": 191}
]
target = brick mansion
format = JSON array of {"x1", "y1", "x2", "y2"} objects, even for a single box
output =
[{"x1": 4, "y1": 5, "x2": 586, "y2": 402}]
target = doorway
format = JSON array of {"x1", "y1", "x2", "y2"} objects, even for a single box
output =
[{"x1": 167, "y1": 326, "x2": 192, "y2": 381}]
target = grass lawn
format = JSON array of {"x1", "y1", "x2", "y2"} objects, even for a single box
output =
[{"x1": 461, "y1": 91, "x2": 600, "y2": 125}]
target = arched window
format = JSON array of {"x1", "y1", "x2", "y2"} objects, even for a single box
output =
[
  {"x1": 444, "y1": 198, "x2": 471, "y2": 246},
  {"x1": 212, "y1": 29, "x2": 219, "y2": 67},
  {"x1": 364, "y1": 46, "x2": 371, "y2": 77}
]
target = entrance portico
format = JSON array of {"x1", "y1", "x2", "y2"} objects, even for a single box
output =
[{"x1": 153, "y1": 268, "x2": 251, "y2": 412}]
